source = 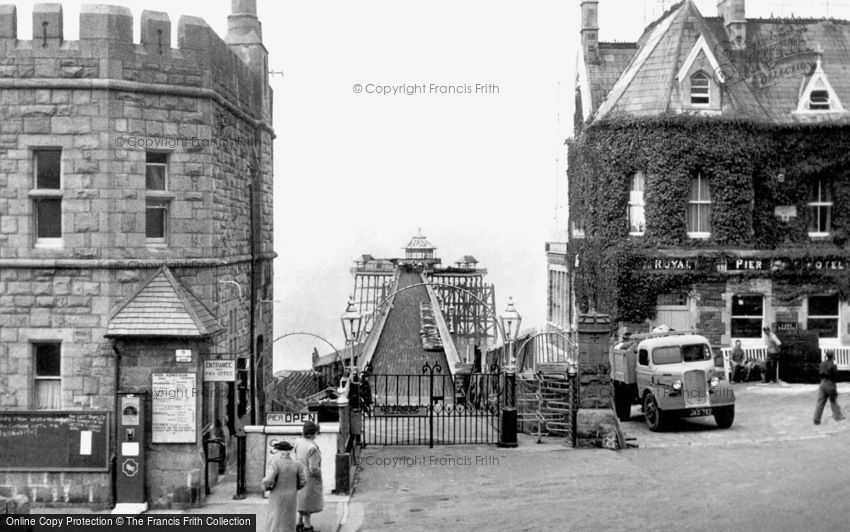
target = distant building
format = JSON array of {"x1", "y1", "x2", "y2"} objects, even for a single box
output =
[
  {"x1": 554, "y1": 0, "x2": 850, "y2": 366},
  {"x1": 0, "y1": 2, "x2": 274, "y2": 507}
]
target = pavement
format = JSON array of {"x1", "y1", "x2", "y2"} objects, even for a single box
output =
[{"x1": 39, "y1": 475, "x2": 352, "y2": 532}]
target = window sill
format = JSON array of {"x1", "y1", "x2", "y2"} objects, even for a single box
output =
[
  {"x1": 687, "y1": 232, "x2": 711, "y2": 239},
  {"x1": 35, "y1": 238, "x2": 63, "y2": 248},
  {"x1": 28, "y1": 189, "x2": 63, "y2": 198},
  {"x1": 146, "y1": 240, "x2": 168, "y2": 248},
  {"x1": 808, "y1": 232, "x2": 832, "y2": 240},
  {"x1": 145, "y1": 191, "x2": 176, "y2": 200},
  {"x1": 629, "y1": 232, "x2": 645, "y2": 237}
]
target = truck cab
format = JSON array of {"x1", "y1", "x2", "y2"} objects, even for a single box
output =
[{"x1": 610, "y1": 330, "x2": 735, "y2": 431}]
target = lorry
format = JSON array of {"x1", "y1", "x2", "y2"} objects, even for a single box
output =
[{"x1": 610, "y1": 330, "x2": 735, "y2": 431}]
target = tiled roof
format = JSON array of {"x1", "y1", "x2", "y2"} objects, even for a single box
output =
[
  {"x1": 586, "y1": 43, "x2": 638, "y2": 115},
  {"x1": 106, "y1": 266, "x2": 223, "y2": 337},
  {"x1": 270, "y1": 370, "x2": 323, "y2": 411},
  {"x1": 586, "y1": 0, "x2": 850, "y2": 124}
]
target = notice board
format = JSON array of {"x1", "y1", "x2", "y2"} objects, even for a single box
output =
[
  {"x1": 152, "y1": 373, "x2": 197, "y2": 443},
  {"x1": 0, "y1": 411, "x2": 110, "y2": 471}
]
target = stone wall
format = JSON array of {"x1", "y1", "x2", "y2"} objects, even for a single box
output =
[{"x1": 0, "y1": 494, "x2": 31, "y2": 514}]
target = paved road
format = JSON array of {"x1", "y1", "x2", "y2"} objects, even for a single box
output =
[
  {"x1": 620, "y1": 382, "x2": 850, "y2": 447},
  {"x1": 347, "y1": 382, "x2": 850, "y2": 531}
]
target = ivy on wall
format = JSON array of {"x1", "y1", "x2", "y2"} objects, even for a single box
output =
[{"x1": 568, "y1": 115, "x2": 850, "y2": 323}]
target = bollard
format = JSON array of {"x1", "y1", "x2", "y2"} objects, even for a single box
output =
[
  {"x1": 233, "y1": 432, "x2": 247, "y2": 500},
  {"x1": 498, "y1": 365, "x2": 518, "y2": 448}
]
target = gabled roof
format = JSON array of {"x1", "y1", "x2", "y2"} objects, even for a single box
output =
[
  {"x1": 582, "y1": 0, "x2": 850, "y2": 124},
  {"x1": 795, "y1": 55, "x2": 847, "y2": 114},
  {"x1": 106, "y1": 266, "x2": 223, "y2": 338}
]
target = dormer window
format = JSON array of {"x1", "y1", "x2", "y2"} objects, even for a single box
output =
[
  {"x1": 796, "y1": 57, "x2": 846, "y2": 115},
  {"x1": 690, "y1": 71, "x2": 710, "y2": 105}
]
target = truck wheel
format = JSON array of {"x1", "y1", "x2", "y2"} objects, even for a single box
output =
[
  {"x1": 613, "y1": 382, "x2": 632, "y2": 422},
  {"x1": 714, "y1": 406, "x2": 734, "y2": 429},
  {"x1": 644, "y1": 392, "x2": 664, "y2": 432}
]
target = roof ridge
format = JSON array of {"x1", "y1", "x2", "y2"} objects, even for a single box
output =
[
  {"x1": 595, "y1": 2, "x2": 687, "y2": 120},
  {"x1": 162, "y1": 267, "x2": 222, "y2": 336}
]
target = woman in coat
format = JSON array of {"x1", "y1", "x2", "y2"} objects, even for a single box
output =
[
  {"x1": 262, "y1": 440, "x2": 306, "y2": 532},
  {"x1": 295, "y1": 420, "x2": 323, "y2": 532}
]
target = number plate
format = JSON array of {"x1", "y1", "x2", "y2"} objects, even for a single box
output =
[{"x1": 687, "y1": 408, "x2": 713, "y2": 417}]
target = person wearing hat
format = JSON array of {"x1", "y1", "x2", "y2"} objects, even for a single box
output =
[
  {"x1": 262, "y1": 440, "x2": 306, "y2": 532},
  {"x1": 294, "y1": 420, "x2": 323, "y2": 532},
  {"x1": 814, "y1": 350, "x2": 846, "y2": 425}
]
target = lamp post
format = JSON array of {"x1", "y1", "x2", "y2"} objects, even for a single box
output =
[
  {"x1": 497, "y1": 297, "x2": 521, "y2": 448},
  {"x1": 340, "y1": 296, "x2": 363, "y2": 380},
  {"x1": 339, "y1": 296, "x2": 365, "y2": 456}
]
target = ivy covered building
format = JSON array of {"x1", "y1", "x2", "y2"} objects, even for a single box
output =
[{"x1": 556, "y1": 0, "x2": 850, "y2": 366}]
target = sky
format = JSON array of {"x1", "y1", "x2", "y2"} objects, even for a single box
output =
[{"x1": 11, "y1": 0, "x2": 850, "y2": 372}]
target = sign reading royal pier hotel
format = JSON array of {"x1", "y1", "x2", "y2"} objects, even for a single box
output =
[{"x1": 643, "y1": 256, "x2": 846, "y2": 272}]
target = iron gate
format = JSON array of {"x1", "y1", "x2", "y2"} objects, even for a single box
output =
[{"x1": 361, "y1": 362, "x2": 501, "y2": 447}]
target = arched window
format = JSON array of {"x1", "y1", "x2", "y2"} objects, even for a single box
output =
[
  {"x1": 687, "y1": 173, "x2": 711, "y2": 238},
  {"x1": 628, "y1": 172, "x2": 646, "y2": 235},
  {"x1": 690, "y1": 71, "x2": 710, "y2": 105}
]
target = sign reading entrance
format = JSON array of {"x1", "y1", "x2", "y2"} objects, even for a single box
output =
[
  {"x1": 266, "y1": 412, "x2": 317, "y2": 426},
  {"x1": 203, "y1": 360, "x2": 236, "y2": 382},
  {"x1": 151, "y1": 373, "x2": 196, "y2": 443},
  {"x1": 374, "y1": 405, "x2": 429, "y2": 417}
]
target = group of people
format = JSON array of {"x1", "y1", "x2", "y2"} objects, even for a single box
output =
[
  {"x1": 727, "y1": 326, "x2": 782, "y2": 384},
  {"x1": 728, "y1": 327, "x2": 845, "y2": 425},
  {"x1": 262, "y1": 420, "x2": 324, "y2": 532}
]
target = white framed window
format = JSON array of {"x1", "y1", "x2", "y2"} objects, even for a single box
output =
[
  {"x1": 808, "y1": 294, "x2": 839, "y2": 341},
  {"x1": 145, "y1": 152, "x2": 172, "y2": 245},
  {"x1": 809, "y1": 89, "x2": 831, "y2": 111},
  {"x1": 628, "y1": 171, "x2": 646, "y2": 235},
  {"x1": 731, "y1": 294, "x2": 763, "y2": 339},
  {"x1": 690, "y1": 71, "x2": 710, "y2": 105},
  {"x1": 31, "y1": 149, "x2": 63, "y2": 247},
  {"x1": 547, "y1": 265, "x2": 568, "y2": 328},
  {"x1": 807, "y1": 178, "x2": 832, "y2": 237},
  {"x1": 687, "y1": 173, "x2": 711, "y2": 238},
  {"x1": 34, "y1": 342, "x2": 61, "y2": 410}
]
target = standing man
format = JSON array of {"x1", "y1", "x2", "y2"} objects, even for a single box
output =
[
  {"x1": 729, "y1": 339, "x2": 745, "y2": 383},
  {"x1": 814, "y1": 350, "x2": 846, "y2": 425},
  {"x1": 762, "y1": 326, "x2": 781, "y2": 383}
]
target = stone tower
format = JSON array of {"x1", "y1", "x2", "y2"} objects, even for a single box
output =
[{"x1": 0, "y1": 3, "x2": 274, "y2": 509}]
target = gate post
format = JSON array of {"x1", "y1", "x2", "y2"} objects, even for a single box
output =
[
  {"x1": 423, "y1": 362, "x2": 441, "y2": 449},
  {"x1": 568, "y1": 363, "x2": 578, "y2": 448},
  {"x1": 577, "y1": 311, "x2": 612, "y2": 409}
]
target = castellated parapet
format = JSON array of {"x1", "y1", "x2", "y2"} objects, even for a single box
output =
[{"x1": 0, "y1": 4, "x2": 270, "y2": 121}]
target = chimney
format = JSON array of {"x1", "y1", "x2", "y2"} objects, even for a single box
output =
[
  {"x1": 226, "y1": 0, "x2": 267, "y2": 76},
  {"x1": 581, "y1": 1, "x2": 599, "y2": 64},
  {"x1": 717, "y1": 0, "x2": 746, "y2": 48}
]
